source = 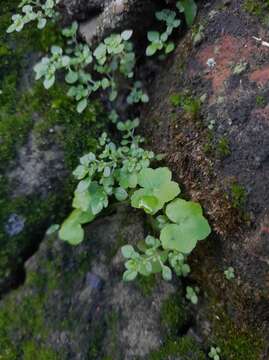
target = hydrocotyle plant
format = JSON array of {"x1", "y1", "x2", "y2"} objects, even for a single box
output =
[
  {"x1": 6, "y1": 0, "x2": 209, "y2": 284},
  {"x1": 7, "y1": 0, "x2": 60, "y2": 33}
]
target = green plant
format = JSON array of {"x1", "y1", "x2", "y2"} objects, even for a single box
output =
[
  {"x1": 127, "y1": 81, "x2": 149, "y2": 105},
  {"x1": 209, "y1": 346, "x2": 221, "y2": 360},
  {"x1": 146, "y1": 10, "x2": 180, "y2": 56},
  {"x1": 34, "y1": 24, "x2": 137, "y2": 112},
  {"x1": 256, "y1": 95, "x2": 266, "y2": 107},
  {"x1": 146, "y1": 1, "x2": 197, "y2": 57},
  {"x1": 59, "y1": 119, "x2": 157, "y2": 244},
  {"x1": 177, "y1": 0, "x2": 197, "y2": 27},
  {"x1": 170, "y1": 92, "x2": 200, "y2": 116},
  {"x1": 230, "y1": 183, "x2": 247, "y2": 209},
  {"x1": 224, "y1": 266, "x2": 235, "y2": 280},
  {"x1": 185, "y1": 286, "x2": 199, "y2": 304},
  {"x1": 7, "y1": 0, "x2": 209, "y2": 285},
  {"x1": 7, "y1": 0, "x2": 59, "y2": 33},
  {"x1": 59, "y1": 134, "x2": 210, "y2": 281},
  {"x1": 216, "y1": 136, "x2": 231, "y2": 158}
]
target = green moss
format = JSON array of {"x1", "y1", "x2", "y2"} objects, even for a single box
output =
[
  {"x1": 160, "y1": 294, "x2": 190, "y2": 339},
  {"x1": 216, "y1": 136, "x2": 231, "y2": 159},
  {"x1": 211, "y1": 309, "x2": 265, "y2": 360},
  {"x1": 23, "y1": 341, "x2": 59, "y2": 360},
  {"x1": 0, "y1": 293, "x2": 51, "y2": 359},
  {"x1": 29, "y1": 82, "x2": 105, "y2": 169},
  {"x1": 170, "y1": 92, "x2": 201, "y2": 118},
  {"x1": 256, "y1": 95, "x2": 266, "y2": 108},
  {"x1": 230, "y1": 182, "x2": 247, "y2": 209},
  {"x1": 244, "y1": 0, "x2": 269, "y2": 17},
  {"x1": 149, "y1": 336, "x2": 206, "y2": 360},
  {"x1": 136, "y1": 274, "x2": 157, "y2": 296},
  {"x1": 87, "y1": 309, "x2": 121, "y2": 359},
  {"x1": 0, "y1": 0, "x2": 106, "y2": 290},
  {"x1": 203, "y1": 130, "x2": 214, "y2": 155}
]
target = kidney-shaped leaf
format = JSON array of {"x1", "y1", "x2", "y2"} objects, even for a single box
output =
[
  {"x1": 132, "y1": 168, "x2": 181, "y2": 214},
  {"x1": 160, "y1": 212, "x2": 211, "y2": 254},
  {"x1": 166, "y1": 198, "x2": 202, "y2": 224},
  {"x1": 131, "y1": 189, "x2": 160, "y2": 214},
  {"x1": 138, "y1": 167, "x2": 171, "y2": 189},
  {"x1": 160, "y1": 223, "x2": 197, "y2": 253},
  {"x1": 59, "y1": 209, "x2": 94, "y2": 245}
]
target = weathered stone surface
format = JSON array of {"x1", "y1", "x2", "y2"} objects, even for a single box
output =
[
  {"x1": 0, "y1": 206, "x2": 182, "y2": 359},
  {"x1": 141, "y1": 0, "x2": 269, "y2": 339},
  {"x1": 59, "y1": 0, "x2": 105, "y2": 22},
  {"x1": 60, "y1": 0, "x2": 158, "y2": 45}
]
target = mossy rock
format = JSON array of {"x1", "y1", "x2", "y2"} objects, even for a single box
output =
[
  {"x1": 160, "y1": 293, "x2": 191, "y2": 339},
  {"x1": 148, "y1": 336, "x2": 206, "y2": 360},
  {"x1": 0, "y1": 2, "x2": 106, "y2": 293}
]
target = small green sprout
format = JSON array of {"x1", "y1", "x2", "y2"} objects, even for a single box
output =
[
  {"x1": 33, "y1": 25, "x2": 137, "y2": 112},
  {"x1": 176, "y1": 0, "x2": 197, "y2": 26},
  {"x1": 224, "y1": 266, "x2": 235, "y2": 280},
  {"x1": 7, "y1": 0, "x2": 60, "y2": 33},
  {"x1": 186, "y1": 286, "x2": 199, "y2": 304},
  {"x1": 127, "y1": 81, "x2": 149, "y2": 105},
  {"x1": 146, "y1": 10, "x2": 180, "y2": 56},
  {"x1": 209, "y1": 346, "x2": 221, "y2": 360}
]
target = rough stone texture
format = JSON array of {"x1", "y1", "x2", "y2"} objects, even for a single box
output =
[
  {"x1": 141, "y1": 0, "x2": 269, "y2": 341},
  {"x1": 0, "y1": 206, "x2": 179, "y2": 359},
  {"x1": 60, "y1": 0, "x2": 159, "y2": 45},
  {"x1": 7, "y1": 127, "x2": 66, "y2": 198},
  {"x1": 59, "y1": 0, "x2": 105, "y2": 22}
]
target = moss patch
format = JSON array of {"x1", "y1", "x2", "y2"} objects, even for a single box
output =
[
  {"x1": 160, "y1": 293, "x2": 191, "y2": 339},
  {"x1": 211, "y1": 308, "x2": 265, "y2": 360},
  {"x1": 0, "y1": 0, "x2": 107, "y2": 292},
  {"x1": 149, "y1": 336, "x2": 206, "y2": 360}
]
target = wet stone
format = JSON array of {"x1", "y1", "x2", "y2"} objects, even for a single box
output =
[{"x1": 5, "y1": 213, "x2": 25, "y2": 236}]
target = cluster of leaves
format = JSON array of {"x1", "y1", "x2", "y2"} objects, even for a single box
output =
[
  {"x1": 121, "y1": 169, "x2": 210, "y2": 281},
  {"x1": 33, "y1": 23, "x2": 148, "y2": 113},
  {"x1": 7, "y1": 0, "x2": 60, "y2": 33},
  {"x1": 60, "y1": 142, "x2": 211, "y2": 281},
  {"x1": 224, "y1": 266, "x2": 235, "y2": 280},
  {"x1": 59, "y1": 119, "x2": 158, "y2": 244},
  {"x1": 186, "y1": 286, "x2": 199, "y2": 304},
  {"x1": 209, "y1": 346, "x2": 221, "y2": 360},
  {"x1": 146, "y1": 0, "x2": 197, "y2": 56},
  {"x1": 7, "y1": 0, "x2": 210, "y2": 285}
]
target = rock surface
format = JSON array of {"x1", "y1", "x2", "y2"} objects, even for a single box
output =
[
  {"x1": 1, "y1": 0, "x2": 269, "y2": 359},
  {"x1": 0, "y1": 206, "x2": 203, "y2": 359},
  {"x1": 141, "y1": 0, "x2": 269, "y2": 343}
]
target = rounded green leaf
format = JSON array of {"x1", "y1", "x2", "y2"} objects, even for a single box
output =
[
  {"x1": 131, "y1": 189, "x2": 161, "y2": 214},
  {"x1": 154, "y1": 181, "x2": 180, "y2": 204},
  {"x1": 121, "y1": 30, "x2": 133, "y2": 41},
  {"x1": 138, "y1": 195, "x2": 159, "y2": 214},
  {"x1": 165, "y1": 198, "x2": 202, "y2": 224},
  {"x1": 65, "y1": 70, "x2": 78, "y2": 84},
  {"x1": 59, "y1": 221, "x2": 84, "y2": 245},
  {"x1": 138, "y1": 167, "x2": 171, "y2": 189},
  {"x1": 146, "y1": 44, "x2": 157, "y2": 56},
  {"x1": 180, "y1": 214, "x2": 211, "y2": 241},
  {"x1": 162, "y1": 265, "x2": 172, "y2": 281},
  {"x1": 115, "y1": 187, "x2": 128, "y2": 201},
  {"x1": 123, "y1": 270, "x2": 137, "y2": 282},
  {"x1": 147, "y1": 31, "x2": 159, "y2": 42},
  {"x1": 121, "y1": 245, "x2": 135, "y2": 258},
  {"x1": 77, "y1": 98, "x2": 88, "y2": 113},
  {"x1": 160, "y1": 223, "x2": 198, "y2": 254}
]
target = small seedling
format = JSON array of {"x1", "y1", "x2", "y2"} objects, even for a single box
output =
[
  {"x1": 224, "y1": 266, "x2": 235, "y2": 280},
  {"x1": 186, "y1": 286, "x2": 199, "y2": 304},
  {"x1": 209, "y1": 346, "x2": 221, "y2": 360}
]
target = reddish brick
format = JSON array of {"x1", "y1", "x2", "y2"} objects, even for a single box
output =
[{"x1": 249, "y1": 66, "x2": 269, "y2": 86}]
